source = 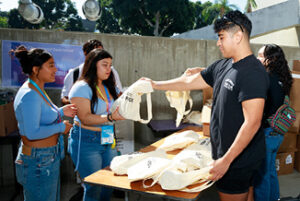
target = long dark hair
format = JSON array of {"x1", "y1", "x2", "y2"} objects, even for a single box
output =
[
  {"x1": 14, "y1": 45, "x2": 52, "y2": 75},
  {"x1": 263, "y1": 44, "x2": 293, "y2": 95},
  {"x1": 80, "y1": 49, "x2": 117, "y2": 114}
]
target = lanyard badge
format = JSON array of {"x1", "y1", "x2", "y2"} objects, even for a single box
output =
[
  {"x1": 96, "y1": 84, "x2": 115, "y2": 145},
  {"x1": 101, "y1": 125, "x2": 114, "y2": 145}
]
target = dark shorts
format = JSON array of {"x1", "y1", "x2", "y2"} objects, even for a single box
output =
[{"x1": 216, "y1": 161, "x2": 262, "y2": 194}]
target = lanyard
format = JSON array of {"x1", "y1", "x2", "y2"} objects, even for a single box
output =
[
  {"x1": 96, "y1": 85, "x2": 111, "y2": 113},
  {"x1": 28, "y1": 78, "x2": 62, "y2": 123}
]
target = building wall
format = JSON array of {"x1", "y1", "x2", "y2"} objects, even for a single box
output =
[
  {"x1": 254, "y1": 0, "x2": 287, "y2": 11},
  {"x1": 1, "y1": 28, "x2": 300, "y2": 119},
  {"x1": 250, "y1": 27, "x2": 300, "y2": 47}
]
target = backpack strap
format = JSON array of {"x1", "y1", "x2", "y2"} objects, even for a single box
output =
[
  {"x1": 284, "y1": 95, "x2": 290, "y2": 105},
  {"x1": 73, "y1": 67, "x2": 80, "y2": 84}
]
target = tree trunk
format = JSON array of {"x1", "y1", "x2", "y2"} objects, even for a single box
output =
[{"x1": 153, "y1": 11, "x2": 160, "y2": 36}]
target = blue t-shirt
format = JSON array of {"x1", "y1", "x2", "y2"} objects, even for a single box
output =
[
  {"x1": 69, "y1": 80, "x2": 118, "y2": 127},
  {"x1": 14, "y1": 81, "x2": 65, "y2": 140}
]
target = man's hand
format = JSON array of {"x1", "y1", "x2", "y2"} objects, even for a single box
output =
[
  {"x1": 209, "y1": 157, "x2": 231, "y2": 181},
  {"x1": 184, "y1": 67, "x2": 204, "y2": 76}
]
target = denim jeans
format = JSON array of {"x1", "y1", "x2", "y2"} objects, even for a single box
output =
[
  {"x1": 254, "y1": 127, "x2": 284, "y2": 201},
  {"x1": 15, "y1": 135, "x2": 64, "y2": 201},
  {"x1": 68, "y1": 125, "x2": 117, "y2": 201}
]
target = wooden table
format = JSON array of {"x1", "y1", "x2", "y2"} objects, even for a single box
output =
[{"x1": 84, "y1": 126, "x2": 208, "y2": 201}]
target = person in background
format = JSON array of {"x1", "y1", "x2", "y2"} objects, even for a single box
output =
[
  {"x1": 13, "y1": 45, "x2": 77, "y2": 201},
  {"x1": 68, "y1": 49, "x2": 125, "y2": 201},
  {"x1": 142, "y1": 10, "x2": 269, "y2": 201},
  {"x1": 251, "y1": 44, "x2": 293, "y2": 201},
  {"x1": 61, "y1": 39, "x2": 122, "y2": 105}
]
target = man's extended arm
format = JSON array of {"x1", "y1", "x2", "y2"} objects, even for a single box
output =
[{"x1": 151, "y1": 71, "x2": 210, "y2": 91}]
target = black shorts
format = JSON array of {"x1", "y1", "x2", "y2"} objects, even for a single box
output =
[{"x1": 216, "y1": 161, "x2": 262, "y2": 194}]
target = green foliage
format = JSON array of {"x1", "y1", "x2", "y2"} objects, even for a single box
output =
[
  {"x1": 0, "y1": 16, "x2": 8, "y2": 28},
  {"x1": 193, "y1": 1, "x2": 216, "y2": 29},
  {"x1": 202, "y1": 0, "x2": 238, "y2": 23},
  {"x1": 245, "y1": 0, "x2": 257, "y2": 13},
  {"x1": 8, "y1": 9, "x2": 41, "y2": 29},
  {"x1": 96, "y1": 0, "x2": 122, "y2": 34},
  {"x1": 8, "y1": 0, "x2": 83, "y2": 31},
  {"x1": 111, "y1": 0, "x2": 195, "y2": 37},
  {"x1": 3, "y1": 0, "x2": 241, "y2": 36}
]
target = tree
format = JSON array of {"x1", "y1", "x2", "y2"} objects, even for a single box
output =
[
  {"x1": 8, "y1": 9, "x2": 41, "y2": 29},
  {"x1": 96, "y1": 0, "x2": 122, "y2": 34},
  {"x1": 0, "y1": 11, "x2": 9, "y2": 28},
  {"x1": 111, "y1": 0, "x2": 195, "y2": 37},
  {"x1": 245, "y1": 0, "x2": 257, "y2": 13},
  {"x1": 202, "y1": 0, "x2": 238, "y2": 23},
  {"x1": 193, "y1": 1, "x2": 219, "y2": 29},
  {"x1": 8, "y1": 0, "x2": 83, "y2": 31}
]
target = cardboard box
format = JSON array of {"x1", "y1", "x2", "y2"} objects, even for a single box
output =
[
  {"x1": 295, "y1": 151, "x2": 300, "y2": 172},
  {"x1": 276, "y1": 152, "x2": 295, "y2": 175},
  {"x1": 201, "y1": 105, "x2": 211, "y2": 137},
  {"x1": 278, "y1": 132, "x2": 298, "y2": 153},
  {"x1": 0, "y1": 102, "x2": 18, "y2": 136},
  {"x1": 290, "y1": 72, "x2": 300, "y2": 112},
  {"x1": 288, "y1": 112, "x2": 300, "y2": 133},
  {"x1": 202, "y1": 87, "x2": 213, "y2": 106},
  {"x1": 293, "y1": 60, "x2": 300, "y2": 72},
  {"x1": 203, "y1": 123, "x2": 210, "y2": 137},
  {"x1": 297, "y1": 134, "x2": 300, "y2": 150}
]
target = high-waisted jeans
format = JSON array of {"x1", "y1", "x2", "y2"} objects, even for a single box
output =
[
  {"x1": 254, "y1": 127, "x2": 284, "y2": 201},
  {"x1": 15, "y1": 135, "x2": 64, "y2": 201},
  {"x1": 68, "y1": 125, "x2": 117, "y2": 201}
]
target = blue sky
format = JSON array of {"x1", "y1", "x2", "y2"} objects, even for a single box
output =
[{"x1": 0, "y1": 0, "x2": 247, "y2": 17}]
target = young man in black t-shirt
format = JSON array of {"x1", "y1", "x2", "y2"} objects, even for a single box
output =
[{"x1": 143, "y1": 10, "x2": 269, "y2": 201}]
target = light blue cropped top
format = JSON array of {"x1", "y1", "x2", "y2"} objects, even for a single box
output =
[
  {"x1": 69, "y1": 80, "x2": 118, "y2": 127},
  {"x1": 14, "y1": 81, "x2": 66, "y2": 140}
]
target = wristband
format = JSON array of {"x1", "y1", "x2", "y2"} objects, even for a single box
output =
[{"x1": 107, "y1": 114, "x2": 113, "y2": 122}]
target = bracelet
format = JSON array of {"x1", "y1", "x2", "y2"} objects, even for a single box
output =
[
  {"x1": 107, "y1": 114, "x2": 113, "y2": 122},
  {"x1": 107, "y1": 113, "x2": 115, "y2": 122}
]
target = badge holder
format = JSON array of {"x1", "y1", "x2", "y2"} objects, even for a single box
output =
[{"x1": 101, "y1": 125, "x2": 114, "y2": 145}]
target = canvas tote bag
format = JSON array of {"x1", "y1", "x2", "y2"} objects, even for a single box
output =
[
  {"x1": 165, "y1": 90, "x2": 193, "y2": 127},
  {"x1": 111, "y1": 80, "x2": 153, "y2": 124},
  {"x1": 158, "y1": 138, "x2": 214, "y2": 192},
  {"x1": 110, "y1": 149, "x2": 166, "y2": 175},
  {"x1": 158, "y1": 130, "x2": 200, "y2": 151},
  {"x1": 143, "y1": 138, "x2": 214, "y2": 191}
]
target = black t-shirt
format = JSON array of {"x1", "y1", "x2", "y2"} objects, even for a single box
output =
[
  {"x1": 263, "y1": 73, "x2": 285, "y2": 127},
  {"x1": 201, "y1": 55, "x2": 269, "y2": 168}
]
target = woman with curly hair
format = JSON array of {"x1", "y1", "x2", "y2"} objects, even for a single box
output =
[{"x1": 253, "y1": 44, "x2": 293, "y2": 201}]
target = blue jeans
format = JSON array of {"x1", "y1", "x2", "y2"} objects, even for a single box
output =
[
  {"x1": 15, "y1": 135, "x2": 64, "y2": 201},
  {"x1": 254, "y1": 127, "x2": 284, "y2": 201},
  {"x1": 68, "y1": 125, "x2": 117, "y2": 201}
]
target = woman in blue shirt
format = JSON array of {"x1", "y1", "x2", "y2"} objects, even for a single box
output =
[
  {"x1": 13, "y1": 46, "x2": 77, "y2": 201},
  {"x1": 68, "y1": 49, "x2": 124, "y2": 201},
  {"x1": 253, "y1": 44, "x2": 293, "y2": 201}
]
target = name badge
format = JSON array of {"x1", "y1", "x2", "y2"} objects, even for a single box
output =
[{"x1": 101, "y1": 125, "x2": 114, "y2": 145}]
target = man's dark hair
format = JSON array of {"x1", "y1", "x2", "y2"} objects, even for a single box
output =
[
  {"x1": 214, "y1": 10, "x2": 252, "y2": 37},
  {"x1": 82, "y1": 39, "x2": 103, "y2": 56}
]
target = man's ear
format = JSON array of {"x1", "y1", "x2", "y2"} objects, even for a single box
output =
[{"x1": 234, "y1": 31, "x2": 243, "y2": 44}]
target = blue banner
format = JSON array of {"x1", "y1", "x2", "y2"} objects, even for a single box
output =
[{"x1": 2, "y1": 40, "x2": 85, "y2": 88}]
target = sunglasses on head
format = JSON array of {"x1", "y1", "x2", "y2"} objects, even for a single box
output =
[{"x1": 222, "y1": 15, "x2": 244, "y2": 32}]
